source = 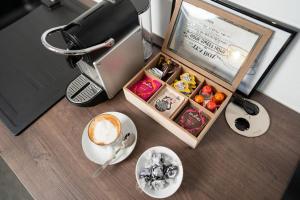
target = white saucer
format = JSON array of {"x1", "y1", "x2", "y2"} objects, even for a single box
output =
[{"x1": 82, "y1": 112, "x2": 137, "y2": 165}]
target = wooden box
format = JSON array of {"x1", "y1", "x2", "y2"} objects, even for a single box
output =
[{"x1": 123, "y1": 0, "x2": 272, "y2": 148}]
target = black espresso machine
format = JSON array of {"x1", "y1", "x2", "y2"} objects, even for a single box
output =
[{"x1": 41, "y1": 0, "x2": 149, "y2": 106}]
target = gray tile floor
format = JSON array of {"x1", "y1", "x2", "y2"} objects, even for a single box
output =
[{"x1": 0, "y1": 157, "x2": 33, "y2": 200}]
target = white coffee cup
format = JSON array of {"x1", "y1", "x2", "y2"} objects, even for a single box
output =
[{"x1": 88, "y1": 113, "x2": 122, "y2": 146}]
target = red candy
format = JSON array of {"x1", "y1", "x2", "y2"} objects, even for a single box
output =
[
  {"x1": 206, "y1": 100, "x2": 217, "y2": 112},
  {"x1": 201, "y1": 85, "x2": 213, "y2": 97}
]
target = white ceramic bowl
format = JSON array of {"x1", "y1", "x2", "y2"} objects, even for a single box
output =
[{"x1": 135, "y1": 146, "x2": 183, "y2": 199}]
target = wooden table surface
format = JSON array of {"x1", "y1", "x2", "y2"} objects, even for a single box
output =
[{"x1": 0, "y1": 90, "x2": 299, "y2": 200}]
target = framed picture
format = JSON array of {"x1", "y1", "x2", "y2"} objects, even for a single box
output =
[{"x1": 198, "y1": 0, "x2": 298, "y2": 96}]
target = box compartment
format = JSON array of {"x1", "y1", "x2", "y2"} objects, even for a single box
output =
[
  {"x1": 167, "y1": 64, "x2": 205, "y2": 98},
  {"x1": 190, "y1": 78, "x2": 230, "y2": 114},
  {"x1": 174, "y1": 100, "x2": 211, "y2": 136},
  {"x1": 149, "y1": 85, "x2": 187, "y2": 118}
]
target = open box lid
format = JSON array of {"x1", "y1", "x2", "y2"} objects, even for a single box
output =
[{"x1": 162, "y1": 0, "x2": 273, "y2": 92}]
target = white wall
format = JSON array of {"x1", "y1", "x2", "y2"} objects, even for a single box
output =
[
  {"x1": 226, "y1": 0, "x2": 300, "y2": 113},
  {"x1": 151, "y1": 0, "x2": 173, "y2": 38}
]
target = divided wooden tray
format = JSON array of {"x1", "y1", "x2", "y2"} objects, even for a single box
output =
[{"x1": 124, "y1": 52, "x2": 232, "y2": 148}]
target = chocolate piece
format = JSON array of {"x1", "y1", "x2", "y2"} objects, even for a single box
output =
[
  {"x1": 150, "y1": 87, "x2": 184, "y2": 117},
  {"x1": 155, "y1": 97, "x2": 173, "y2": 112},
  {"x1": 151, "y1": 180, "x2": 166, "y2": 191},
  {"x1": 152, "y1": 165, "x2": 164, "y2": 178},
  {"x1": 180, "y1": 73, "x2": 196, "y2": 85},
  {"x1": 148, "y1": 68, "x2": 164, "y2": 79},
  {"x1": 152, "y1": 152, "x2": 163, "y2": 165},
  {"x1": 172, "y1": 72, "x2": 198, "y2": 97},
  {"x1": 149, "y1": 56, "x2": 179, "y2": 81},
  {"x1": 165, "y1": 165, "x2": 178, "y2": 179},
  {"x1": 173, "y1": 80, "x2": 190, "y2": 93},
  {"x1": 140, "y1": 168, "x2": 151, "y2": 178},
  {"x1": 176, "y1": 106, "x2": 209, "y2": 136}
]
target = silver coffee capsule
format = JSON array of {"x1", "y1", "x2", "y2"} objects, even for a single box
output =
[
  {"x1": 152, "y1": 165, "x2": 164, "y2": 178},
  {"x1": 165, "y1": 165, "x2": 178, "y2": 179},
  {"x1": 151, "y1": 180, "x2": 166, "y2": 191}
]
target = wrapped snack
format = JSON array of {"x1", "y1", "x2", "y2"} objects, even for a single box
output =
[
  {"x1": 172, "y1": 72, "x2": 198, "y2": 97},
  {"x1": 150, "y1": 87, "x2": 184, "y2": 117},
  {"x1": 151, "y1": 180, "x2": 166, "y2": 191},
  {"x1": 194, "y1": 95, "x2": 205, "y2": 105},
  {"x1": 176, "y1": 106, "x2": 209, "y2": 136},
  {"x1": 206, "y1": 100, "x2": 217, "y2": 112},
  {"x1": 180, "y1": 73, "x2": 196, "y2": 86},
  {"x1": 129, "y1": 76, "x2": 161, "y2": 101},
  {"x1": 148, "y1": 68, "x2": 163, "y2": 79},
  {"x1": 152, "y1": 152, "x2": 163, "y2": 166},
  {"x1": 201, "y1": 85, "x2": 213, "y2": 99},
  {"x1": 173, "y1": 80, "x2": 191, "y2": 93},
  {"x1": 165, "y1": 165, "x2": 178, "y2": 179},
  {"x1": 152, "y1": 165, "x2": 164, "y2": 178},
  {"x1": 212, "y1": 92, "x2": 226, "y2": 105},
  {"x1": 148, "y1": 56, "x2": 179, "y2": 81}
]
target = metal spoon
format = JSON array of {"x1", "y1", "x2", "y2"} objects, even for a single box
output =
[{"x1": 92, "y1": 133, "x2": 135, "y2": 178}]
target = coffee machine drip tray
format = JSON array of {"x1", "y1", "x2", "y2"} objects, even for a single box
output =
[{"x1": 66, "y1": 74, "x2": 108, "y2": 106}]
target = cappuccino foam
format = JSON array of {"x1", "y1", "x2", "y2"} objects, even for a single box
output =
[
  {"x1": 93, "y1": 120, "x2": 119, "y2": 145},
  {"x1": 88, "y1": 114, "x2": 121, "y2": 146}
]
